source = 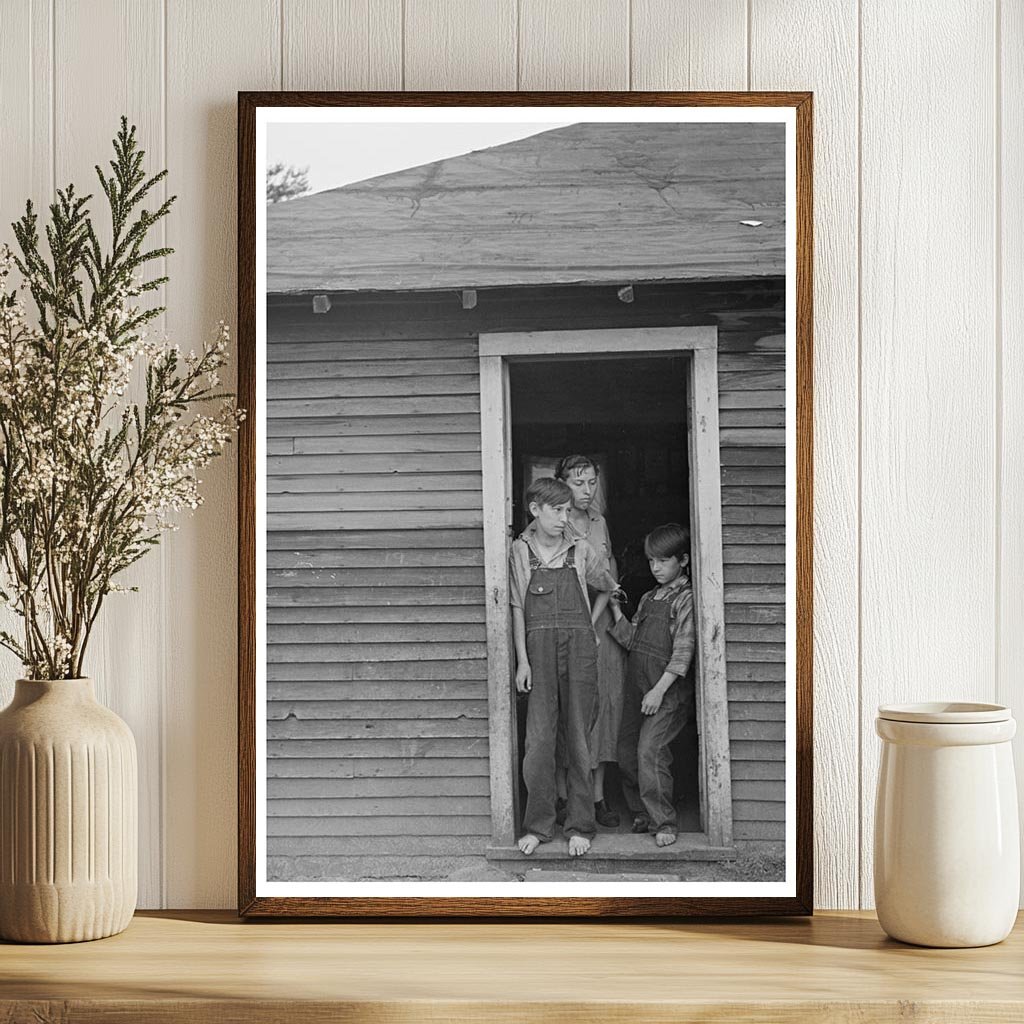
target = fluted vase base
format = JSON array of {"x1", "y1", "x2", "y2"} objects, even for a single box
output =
[{"x1": 0, "y1": 678, "x2": 138, "y2": 944}]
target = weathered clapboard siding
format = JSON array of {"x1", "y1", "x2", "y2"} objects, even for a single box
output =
[
  {"x1": 267, "y1": 279, "x2": 787, "y2": 874},
  {"x1": 267, "y1": 322, "x2": 490, "y2": 877},
  {"x1": 717, "y1": 340, "x2": 787, "y2": 842}
]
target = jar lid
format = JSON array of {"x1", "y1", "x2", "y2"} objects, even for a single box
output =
[{"x1": 877, "y1": 701, "x2": 1011, "y2": 724}]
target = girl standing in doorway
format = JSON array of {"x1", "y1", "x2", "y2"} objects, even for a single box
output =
[{"x1": 556, "y1": 454, "x2": 627, "y2": 828}]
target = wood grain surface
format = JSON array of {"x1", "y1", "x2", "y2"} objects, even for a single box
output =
[
  {"x1": 858, "y1": 2, "x2": 997, "y2": 909},
  {"x1": 1, "y1": 911, "x2": 1022, "y2": 1023}
]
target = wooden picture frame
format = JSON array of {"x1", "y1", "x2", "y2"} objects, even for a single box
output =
[{"x1": 238, "y1": 91, "x2": 813, "y2": 917}]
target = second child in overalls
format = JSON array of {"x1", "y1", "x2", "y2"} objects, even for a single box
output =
[
  {"x1": 509, "y1": 477, "x2": 617, "y2": 857},
  {"x1": 610, "y1": 523, "x2": 696, "y2": 847}
]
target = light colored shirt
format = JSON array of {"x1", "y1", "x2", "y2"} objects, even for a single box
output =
[
  {"x1": 610, "y1": 574, "x2": 696, "y2": 677},
  {"x1": 508, "y1": 521, "x2": 617, "y2": 613},
  {"x1": 563, "y1": 507, "x2": 613, "y2": 574}
]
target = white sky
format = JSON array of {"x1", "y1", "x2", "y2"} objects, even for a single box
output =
[{"x1": 266, "y1": 122, "x2": 571, "y2": 194}]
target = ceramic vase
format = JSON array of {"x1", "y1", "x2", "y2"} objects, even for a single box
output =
[
  {"x1": 874, "y1": 702, "x2": 1019, "y2": 948},
  {"x1": 0, "y1": 678, "x2": 137, "y2": 943}
]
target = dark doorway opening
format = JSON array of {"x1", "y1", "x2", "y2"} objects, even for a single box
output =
[{"x1": 508, "y1": 354, "x2": 700, "y2": 839}]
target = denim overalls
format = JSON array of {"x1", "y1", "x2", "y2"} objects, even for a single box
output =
[
  {"x1": 617, "y1": 591, "x2": 692, "y2": 834},
  {"x1": 522, "y1": 543, "x2": 598, "y2": 841}
]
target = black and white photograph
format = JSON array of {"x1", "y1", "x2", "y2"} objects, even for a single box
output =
[{"x1": 244, "y1": 99, "x2": 808, "y2": 910}]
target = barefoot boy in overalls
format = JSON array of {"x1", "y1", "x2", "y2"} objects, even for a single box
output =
[
  {"x1": 509, "y1": 477, "x2": 618, "y2": 857},
  {"x1": 610, "y1": 523, "x2": 696, "y2": 847}
]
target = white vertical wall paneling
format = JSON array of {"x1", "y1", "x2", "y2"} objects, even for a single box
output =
[
  {"x1": 630, "y1": 0, "x2": 746, "y2": 90},
  {"x1": 859, "y1": 1, "x2": 998, "y2": 908},
  {"x1": 282, "y1": 0, "x2": 402, "y2": 90},
  {"x1": 999, "y1": 0, "x2": 1024, "y2": 902},
  {"x1": 0, "y1": 0, "x2": 1018, "y2": 911},
  {"x1": 749, "y1": 0, "x2": 860, "y2": 911},
  {"x1": 53, "y1": 0, "x2": 166, "y2": 909},
  {"x1": 0, "y1": 1, "x2": 52, "y2": 697},
  {"x1": 518, "y1": 0, "x2": 629, "y2": 91},
  {"x1": 164, "y1": 0, "x2": 280, "y2": 908},
  {"x1": 404, "y1": 0, "x2": 517, "y2": 89}
]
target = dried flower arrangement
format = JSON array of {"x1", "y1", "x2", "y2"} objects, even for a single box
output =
[{"x1": 0, "y1": 118, "x2": 242, "y2": 679}]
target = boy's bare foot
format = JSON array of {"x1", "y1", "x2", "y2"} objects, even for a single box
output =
[
  {"x1": 518, "y1": 834, "x2": 541, "y2": 855},
  {"x1": 655, "y1": 831, "x2": 677, "y2": 847},
  {"x1": 568, "y1": 835, "x2": 591, "y2": 857}
]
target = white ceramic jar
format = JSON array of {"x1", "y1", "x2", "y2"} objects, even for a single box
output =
[{"x1": 874, "y1": 702, "x2": 1019, "y2": 947}]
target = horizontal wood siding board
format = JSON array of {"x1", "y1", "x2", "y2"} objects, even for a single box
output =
[
  {"x1": 729, "y1": 721, "x2": 786, "y2": 742},
  {"x1": 728, "y1": 682, "x2": 785, "y2": 702},
  {"x1": 721, "y1": 525, "x2": 786, "y2": 544},
  {"x1": 267, "y1": 796, "x2": 492, "y2": 817},
  {"x1": 267, "y1": 816, "x2": 491, "y2": 837},
  {"x1": 732, "y1": 801, "x2": 786, "y2": 822},
  {"x1": 725, "y1": 603, "x2": 786, "y2": 624},
  {"x1": 725, "y1": 662, "x2": 785, "y2": 681},
  {"x1": 268, "y1": 855, "x2": 485, "y2": 882},
  {"x1": 269, "y1": 452, "x2": 482, "y2": 474},
  {"x1": 723, "y1": 506, "x2": 785, "y2": 524},
  {"x1": 724, "y1": 564, "x2": 785, "y2": 583},
  {"x1": 267, "y1": 549, "x2": 485, "y2": 569},
  {"x1": 267, "y1": 491, "x2": 483, "y2": 512},
  {"x1": 719, "y1": 390, "x2": 786, "y2": 410},
  {"x1": 267, "y1": 758, "x2": 491, "y2": 780},
  {"x1": 268, "y1": 836, "x2": 488, "y2": 856},
  {"x1": 725, "y1": 642, "x2": 786, "y2": 663},
  {"x1": 729, "y1": 701, "x2": 786, "y2": 722},
  {"x1": 730, "y1": 760, "x2": 786, "y2": 781},
  {"x1": 269, "y1": 374, "x2": 481, "y2": 399},
  {"x1": 731, "y1": 781, "x2": 786, "y2": 802},
  {"x1": 267, "y1": 660, "x2": 487, "y2": 681},
  {"x1": 721, "y1": 466, "x2": 785, "y2": 485},
  {"x1": 269, "y1": 414, "x2": 482, "y2": 437},
  {"x1": 268, "y1": 529, "x2": 483, "y2": 550},
  {"x1": 719, "y1": 446, "x2": 786, "y2": 465},
  {"x1": 269, "y1": 357, "x2": 480, "y2": 378},
  {"x1": 267, "y1": 681, "x2": 489, "y2": 701},
  {"x1": 268, "y1": 395, "x2": 481, "y2": 418},
  {"x1": 718, "y1": 409, "x2": 786, "y2": 429},
  {"x1": 728, "y1": 741, "x2": 786, "y2": 761},
  {"x1": 268, "y1": 568, "x2": 484, "y2": 587},
  {"x1": 269, "y1": 511, "x2": 483, "y2": 530},
  {"x1": 267, "y1": 699, "x2": 488, "y2": 721},
  {"x1": 267, "y1": 720, "x2": 491, "y2": 742},
  {"x1": 267, "y1": 738, "x2": 489, "y2": 758},
  {"x1": 267, "y1": 474, "x2": 483, "y2": 494},
  {"x1": 268, "y1": 623, "x2": 487, "y2": 644},
  {"x1": 267, "y1": 642, "x2": 487, "y2": 663},
  {"x1": 726, "y1": 624, "x2": 786, "y2": 643},
  {"x1": 268, "y1": 777, "x2": 491, "y2": 799},
  {"x1": 722, "y1": 545, "x2": 786, "y2": 564},
  {"x1": 724, "y1": 585, "x2": 785, "y2": 604},
  {"x1": 733, "y1": 821, "x2": 785, "y2": 841},
  {"x1": 719, "y1": 428, "x2": 786, "y2": 447},
  {"x1": 268, "y1": 606, "x2": 486, "y2": 625},
  {"x1": 292, "y1": 434, "x2": 482, "y2": 455},
  {"x1": 267, "y1": 338, "x2": 479, "y2": 359}
]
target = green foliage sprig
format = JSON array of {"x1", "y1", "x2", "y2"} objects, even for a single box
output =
[{"x1": 0, "y1": 117, "x2": 242, "y2": 679}]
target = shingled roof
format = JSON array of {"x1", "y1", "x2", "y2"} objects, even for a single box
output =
[{"x1": 267, "y1": 121, "x2": 786, "y2": 294}]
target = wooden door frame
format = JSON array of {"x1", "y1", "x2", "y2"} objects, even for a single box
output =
[{"x1": 478, "y1": 326, "x2": 734, "y2": 850}]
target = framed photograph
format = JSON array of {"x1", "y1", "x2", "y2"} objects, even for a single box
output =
[{"x1": 238, "y1": 91, "x2": 812, "y2": 916}]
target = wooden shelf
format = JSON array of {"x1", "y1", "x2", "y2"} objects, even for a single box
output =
[{"x1": 2, "y1": 910, "x2": 1022, "y2": 1022}]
